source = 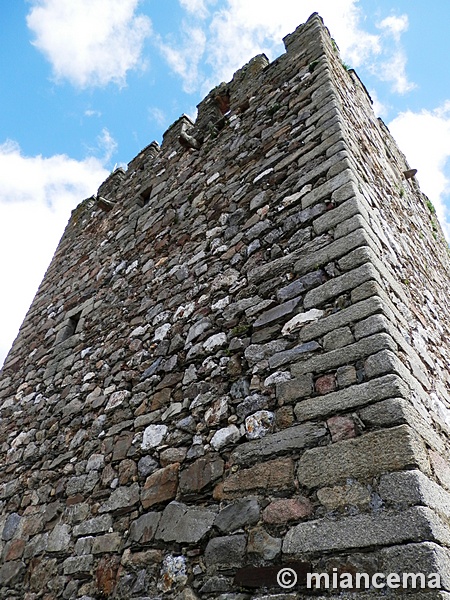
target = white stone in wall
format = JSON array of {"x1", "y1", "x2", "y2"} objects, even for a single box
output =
[
  {"x1": 282, "y1": 309, "x2": 324, "y2": 335},
  {"x1": 203, "y1": 333, "x2": 227, "y2": 352},
  {"x1": 210, "y1": 425, "x2": 240, "y2": 450},
  {"x1": 142, "y1": 424, "x2": 168, "y2": 450}
]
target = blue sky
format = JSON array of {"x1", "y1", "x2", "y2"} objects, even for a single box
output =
[{"x1": 1, "y1": 0, "x2": 450, "y2": 366}]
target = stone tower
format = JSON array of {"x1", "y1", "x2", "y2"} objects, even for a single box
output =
[{"x1": 1, "y1": 12, "x2": 449, "y2": 600}]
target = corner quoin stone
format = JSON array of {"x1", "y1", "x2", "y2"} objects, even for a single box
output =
[{"x1": 297, "y1": 425, "x2": 430, "y2": 488}]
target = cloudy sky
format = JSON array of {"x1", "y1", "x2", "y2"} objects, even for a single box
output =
[{"x1": 1, "y1": 0, "x2": 450, "y2": 367}]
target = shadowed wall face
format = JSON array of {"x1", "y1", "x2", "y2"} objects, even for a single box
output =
[{"x1": 0, "y1": 13, "x2": 450, "y2": 600}]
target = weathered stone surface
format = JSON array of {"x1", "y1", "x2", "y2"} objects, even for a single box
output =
[
  {"x1": 1, "y1": 513, "x2": 20, "y2": 541},
  {"x1": 313, "y1": 196, "x2": 368, "y2": 235},
  {"x1": 326, "y1": 415, "x2": 357, "y2": 441},
  {"x1": 315, "y1": 373, "x2": 336, "y2": 394},
  {"x1": 222, "y1": 458, "x2": 295, "y2": 497},
  {"x1": 263, "y1": 498, "x2": 313, "y2": 524},
  {"x1": 142, "y1": 424, "x2": 168, "y2": 449},
  {"x1": 63, "y1": 554, "x2": 93, "y2": 575},
  {"x1": 317, "y1": 481, "x2": 371, "y2": 509},
  {"x1": 248, "y1": 527, "x2": 281, "y2": 560},
  {"x1": 283, "y1": 507, "x2": 450, "y2": 555},
  {"x1": 73, "y1": 515, "x2": 112, "y2": 537},
  {"x1": 0, "y1": 560, "x2": 24, "y2": 586},
  {"x1": 231, "y1": 423, "x2": 328, "y2": 466},
  {"x1": 129, "y1": 512, "x2": 161, "y2": 543},
  {"x1": 92, "y1": 532, "x2": 122, "y2": 554},
  {"x1": 210, "y1": 425, "x2": 241, "y2": 450},
  {"x1": 245, "y1": 410, "x2": 274, "y2": 439},
  {"x1": 292, "y1": 333, "x2": 397, "y2": 377},
  {"x1": 303, "y1": 263, "x2": 378, "y2": 309},
  {"x1": 276, "y1": 374, "x2": 314, "y2": 404},
  {"x1": 253, "y1": 298, "x2": 302, "y2": 328},
  {"x1": 141, "y1": 463, "x2": 179, "y2": 509},
  {"x1": 47, "y1": 524, "x2": 71, "y2": 553},
  {"x1": 268, "y1": 341, "x2": 321, "y2": 369},
  {"x1": 298, "y1": 296, "x2": 384, "y2": 342},
  {"x1": 156, "y1": 502, "x2": 216, "y2": 543},
  {"x1": 179, "y1": 455, "x2": 224, "y2": 495},
  {"x1": 277, "y1": 271, "x2": 324, "y2": 302},
  {"x1": 379, "y1": 542, "x2": 450, "y2": 591},
  {"x1": 99, "y1": 483, "x2": 140, "y2": 513},
  {"x1": 214, "y1": 498, "x2": 260, "y2": 532},
  {"x1": 205, "y1": 535, "x2": 247, "y2": 569},
  {"x1": 294, "y1": 374, "x2": 408, "y2": 421},
  {"x1": 379, "y1": 470, "x2": 450, "y2": 521},
  {"x1": 297, "y1": 425, "x2": 429, "y2": 488}
]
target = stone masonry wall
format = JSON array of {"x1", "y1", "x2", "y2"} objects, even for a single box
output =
[{"x1": 0, "y1": 13, "x2": 450, "y2": 600}]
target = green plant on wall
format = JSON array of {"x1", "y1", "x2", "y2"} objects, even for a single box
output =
[{"x1": 425, "y1": 199, "x2": 436, "y2": 214}]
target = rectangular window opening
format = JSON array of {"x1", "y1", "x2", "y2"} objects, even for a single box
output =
[
  {"x1": 139, "y1": 187, "x2": 152, "y2": 207},
  {"x1": 67, "y1": 311, "x2": 82, "y2": 337}
]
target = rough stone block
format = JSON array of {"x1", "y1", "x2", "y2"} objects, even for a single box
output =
[
  {"x1": 253, "y1": 297, "x2": 301, "y2": 328},
  {"x1": 99, "y1": 483, "x2": 140, "y2": 513},
  {"x1": 129, "y1": 512, "x2": 161, "y2": 543},
  {"x1": 0, "y1": 560, "x2": 24, "y2": 586},
  {"x1": 230, "y1": 422, "x2": 328, "y2": 466},
  {"x1": 297, "y1": 425, "x2": 429, "y2": 488},
  {"x1": 248, "y1": 527, "x2": 281, "y2": 560},
  {"x1": 277, "y1": 271, "x2": 324, "y2": 302},
  {"x1": 301, "y1": 168, "x2": 357, "y2": 209},
  {"x1": 92, "y1": 532, "x2": 122, "y2": 554},
  {"x1": 317, "y1": 481, "x2": 371, "y2": 509},
  {"x1": 73, "y1": 515, "x2": 112, "y2": 537},
  {"x1": 379, "y1": 542, "x2": 450, "y2": 591},
  {"x1": 323, "y1": 326, "x2": 354, "y2": 350},
  {"x1": 283, "y1": 507, "x2": 450, "y2": 555},
  {"x1": 268, "y1": 341, "x2": 321, "y2": 369},
  {"x1": 299, "y1": 296, "x2": 385, "y2": 342},
  {"x1": 379, "y1": 470, "x2": 450, "y2": 521},
  {"x1": 214, "y1": 498, "x2": 260, "y2": 533},
  {"x1": 47, "y1": 524, "x2": 71, "y2": 553},
  {"x1": 156, "y1": 502, "x2": 216, "y2": 543},
  {"x1": 263, "y1": 498, "x2": 313, "y2": 524},
  {"x1": 315, "y1": 373, "x2": 336, "y2": 394},
  {"x1": 313, "y1": 196, "x2": 369, "y2": 235},
  {"x1": 291, "y1": 332, "x2": 397, "y2": 377},
  {"x1": 294, "y1": 374, "x2": 408, "y2": 421},
  {"x1": 205, "y1": 535, "x2": 247, "y2": 569},
  {"x1": 63, "y1": 554, "x2": 93, "y2": 575},
  {"x1": 294, "y1": 228, "x2": 375, "y2": 276},
  {"x1": 222, "y1": 458, "x2": 295, "y2": 498},
  {"x1": 303, "y1": 263, "x2": 378, "y2": 309},
  {"x1": 141, "y1": 463, "x2": 179, "y2": 509},
  {"x1": 359, "y1": 398, "x2": 445, "y2": 454},
  {"x1": 179, "y1": 455, "x2": 224, "y2": 496},
  {"x1": 276, "y1": 374, "x2": 314, "y2": 404}
]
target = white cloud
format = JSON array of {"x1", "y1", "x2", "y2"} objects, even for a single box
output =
[
  {"x1": 162, "y1": 1, "x2": 416, "y2": 102},
  {"x1": 85, "y1": 109, "x2": 102, "y2": 118},
  {"x1": 27, "y1": 0, "x2": 152, "y2": 88},
  {"x1": 369, "y1": 88, "x2": 389, "y2": 118},
  {"x1": 389, "y1": 102, "x2": 450, "y2": 240},
  {"x1": 378, "y1": 15, "x2": 409, "y2": 42},
  {"x1": 148, "y1": 107, "x2": 167, "y2": 127},
  {"x1": 0, "y1": 141, "x2": 110, "y2": 367},
  {"x1": 157, "y1": 24, "x2": 207, "y2": 93},
  {"x1": 179, "y1": 0, "x2": 217, "y2": 19},
  {"x1": 166, "y1": 1, "x2": 411, "y2": 97},
  {"x1": 375, "y1": 14, "x2": 415, "y2": 94}
]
